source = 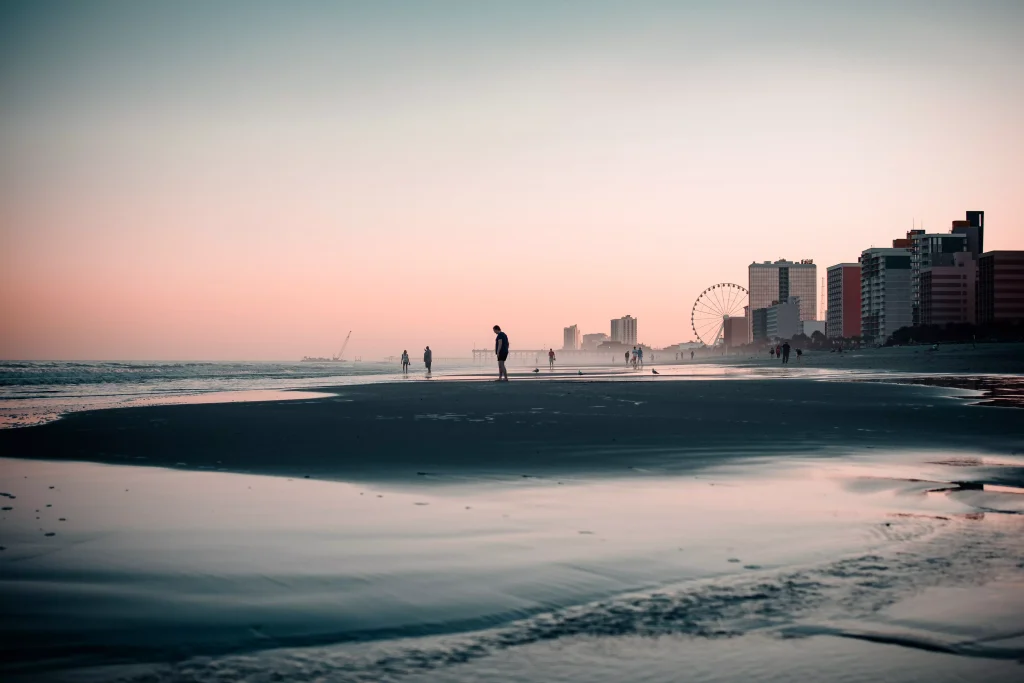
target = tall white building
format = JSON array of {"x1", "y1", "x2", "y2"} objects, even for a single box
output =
[
  {"x1": 610, "y1": 315, "x2": 637, "y2": 346},
  {"x1": 748, "y1": 259, "x2": 817, "y2": 340},
  {"x1": 562, "y1": 325, "x2": 581, "y2": 351},
  {"x1": 860, "y1": 247, "x2": 912, "y2": 342}
]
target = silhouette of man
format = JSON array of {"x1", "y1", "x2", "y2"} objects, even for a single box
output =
[
  {"x1": 423, "y1": 346, "x2": 432, "y2": 374},
  {"x1": 548, "y1": 348, "x2": 555, "y2": 369},
  {"x1": 494, "y1": 325, "x2": 509, "y2": 381}
]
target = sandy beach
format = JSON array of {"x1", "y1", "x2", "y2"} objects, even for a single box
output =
[{"x1": 2, "y1": 352, "x2": 1024, "y2": 682}]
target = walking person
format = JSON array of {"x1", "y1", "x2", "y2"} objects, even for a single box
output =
[
  {"x1": 423, "y1": 346, "x2": 432, "y2": 375},
  {"x1": 401, "y1": 349, "x2": 409, "y2": 374},
  {"x1": 625, "y1": 351, "x2": 630, "y2": 365},
  {"x1": 781, "y1": 341, "x2": 791, "y2": 364},
  {"x1": 637, "y1": 346, "x2": 644, "y2": 369},
  {"x1": 691, "y1": 349, "x2": 695, "y2": 360},
  {"x1": 548, "y1": 348, "x2": 556, "y2": 369},
  {"x1": 493, "y1": 325, "x2": 509, "y2": 382}
]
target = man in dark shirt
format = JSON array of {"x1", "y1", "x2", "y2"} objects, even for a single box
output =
[{"x1": 493, "y1": 325, "x2": 509, "y2": 381}]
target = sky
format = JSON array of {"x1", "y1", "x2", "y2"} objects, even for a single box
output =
[{"x1": 2, "y1": 0, "x2": 1023, "y2": 360}]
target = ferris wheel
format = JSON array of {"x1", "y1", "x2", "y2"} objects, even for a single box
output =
[{"x1": 691, "y1": 283, "x2": 749, "y2": 347}]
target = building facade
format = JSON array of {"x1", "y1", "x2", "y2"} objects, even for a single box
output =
[
  {"x1": 751, "y1": 308, "x2": 768, "y2": 343},
  {"x1": 826, "y1": 263, "x2": 861, "y2": 339},
  {"x1": 952, "y1": 210, "x2": 985, "y2": 258},
  {"x1": 978, "y1": 251, "x2": 1024, "y2": 324},
  {"x1": 610, "y1": 315, "x2": 637, "y2": 346},
  {"x1": 581, "y1": 333, "x2": 609, "y2": 349},
  {"x1": 723, "y1": 317, "x2": 748, "y2": 348},
  {"x1": 860, "y1": 247, "x2": 913, "y2": 342},
  {"x1": 910, "y1": 232, "x2": 967, "y2": 325},
  {"x1": 765, "y1": 298, "x2": 802, "y2": 340},
  {"x1": 562, "y1": 325, "x2": 581, "y2": 351},
  {"x1": 748, "y1": 259, "x2": 817, "y2": 340},
  {"x1": 920, "y1": 252, "x2": 976, "y2": 326}
]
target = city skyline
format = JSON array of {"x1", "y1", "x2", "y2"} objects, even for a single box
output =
[{"x1": 2, "y1": 1, "x2": 1024, "y2": 359}]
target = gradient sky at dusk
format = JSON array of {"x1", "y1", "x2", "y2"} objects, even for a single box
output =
[{"x1": 2, "y1": 1, "x2": 1023, "y2": 360}]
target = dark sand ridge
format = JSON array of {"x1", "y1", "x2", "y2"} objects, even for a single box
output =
[{"x1": 2, "y1": 378, "x2": 1023, "y2": 484}]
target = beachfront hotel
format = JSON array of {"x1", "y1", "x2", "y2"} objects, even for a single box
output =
[
  {"x1": 909, "y1": 231, "x2": 968, "y2": 325},
  {"x1": 610, "y1": 315, "x2": 637, "y2": 346},
  {"x1": 860, "y1": 247, "x2": 913, "y2": 342},
  {"x1": 920, "y1": 252, "x2": 976, "y2": 326},
  {"x1": 978, "y1": 251, "x2": 1024, "y2": 324},
  {"x1": 826, "y1": 263, "x2": 862, "y2": 339},
  {"x1": 562, "y1": 325, "x2": 581, "y2": 351},
  {"x1": 748, "y1": 259, "x2": 817, "y2": 341}
]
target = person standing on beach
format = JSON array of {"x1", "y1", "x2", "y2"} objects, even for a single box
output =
[
  {"x1": 781, "y1": 341, "x2": 791, "y2": 364},
  {"x1": 637, "y1": 346, "x2": 644, "y2": 369},
  {"x1": 401, "y1": 350, "x2": 409, "y2": 374},
  {"x1": 423, "y1": 346, "x2": 432, "y2": 375},
  {"x1": 494, "y1": 325, "x2": 509, "y2": 381},
  {"x1": 691, "y1": 349, "x2": 694, "y2": 360},
  {"x1": 548, "y1": 348, "x2": 555, "y2": 369},
  {"x1": 625, "y1": 351, "x2": 630, "y2": 364}
]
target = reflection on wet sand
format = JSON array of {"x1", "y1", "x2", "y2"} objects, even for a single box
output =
[{"x1": 859, "y1": 375, "x2": 1024, "y2": 408}]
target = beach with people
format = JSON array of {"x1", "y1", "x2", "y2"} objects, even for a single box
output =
[{"x1": 2, "y1": 347, "x2": 1023, "y2": 682}]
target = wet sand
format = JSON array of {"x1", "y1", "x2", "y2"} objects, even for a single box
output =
[
  {"x1": 2, "y1": 377, "x2": 1024, "y2": 483},
  {"x1": 2, "y1": 366, "x2": 1024, "y2": 682}
]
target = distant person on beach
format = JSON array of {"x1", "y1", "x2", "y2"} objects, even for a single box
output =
[
  {"x1": 691, "y1": 350, "x2": 694, "y2": 360},
  {"x1": 637, "y1": 346, "x2": 644, "y2": 369},
  {"x1": 796, "y1": 348, "x2": 802, "y2": 360},
  {"x1": 401, "y1": 350, "x2": 409, "y2": 373},
  {"x1": 770, "y1": 347, "x2": 775, "y2": 358},
  {"x1": 781, "y1": 341, "x2": 791, "y2": 364},
  {"x1": 625, "y1": 351, "x2": 630, "y2": 364},
  {"x1": 776, "y1": 344, "x2": 781, "y2": 358},
  {"x1": 548, "y1": 348, "x2": 555, "y2": 369},
  {"x1": 494, "y1": 325, "x2": 509, "y2": 381},
  {"x1": 423, "y1": 346, "x2": 432, "y2": 374}
]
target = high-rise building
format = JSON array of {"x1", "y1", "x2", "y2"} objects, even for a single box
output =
[
  {"x1": 751, "y1": 308, "x2": 769, "y2": 343},
  {"x1": 610, "y1": 315, "x2": 637, "y2": 345},
  {"x1": 562, "y1": 325, "x2": 581, "y2": 351},
  {"x1": 910, "y1": 232, "x2": 967, "y2": 325},
  {"x1": 748, "y1": 259, "x2": 817, "y2": 339},
  {"x1": 826, "y1": 263, "x2": 861, "y2": 339},
  {"x1": 765, "y1": 297, "x2": 802, "y2": 340},
  {"x1": 860, "y1": 247, "x2": 912, "y2": 341},
  {"x1": 978, "y1": 251, "x2": 1024, "y2": 324},
  {"x1": 920, "y1": 252, "x2": 976, "y2": 326},
  {"x1": 953, "y1": 211, "x2": 985, "y2": 257}
]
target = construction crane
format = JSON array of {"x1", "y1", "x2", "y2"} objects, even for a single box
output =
[{"x1": 334, "y1": 331, "x2": 352, "y2": 361}]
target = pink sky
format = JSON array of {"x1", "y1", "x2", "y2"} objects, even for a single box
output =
[{"x1": 2, "y1": 2, "x2": 1023, "y2": 359}]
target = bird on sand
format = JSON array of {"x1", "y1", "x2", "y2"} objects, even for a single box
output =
[
  {"x1": 652, "y1": 369, "x2": 660, "y2": 375},
  {"x1": 578, "y1": 370, "x2": 583, "y2": 375},
  {"x1": 532, "y1": 368, "x2": 540, "y2": 373}
]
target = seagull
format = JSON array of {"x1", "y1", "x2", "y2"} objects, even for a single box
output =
[
  {"x1": 578, "y1": 370, "x2": 583, "y2": 375},
  {"x1": 532, "y1": 368, "x2": 539, "y2": 373},
  {"x1": 652, "y1": 369, "x2": 660, "y2": 375}
]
